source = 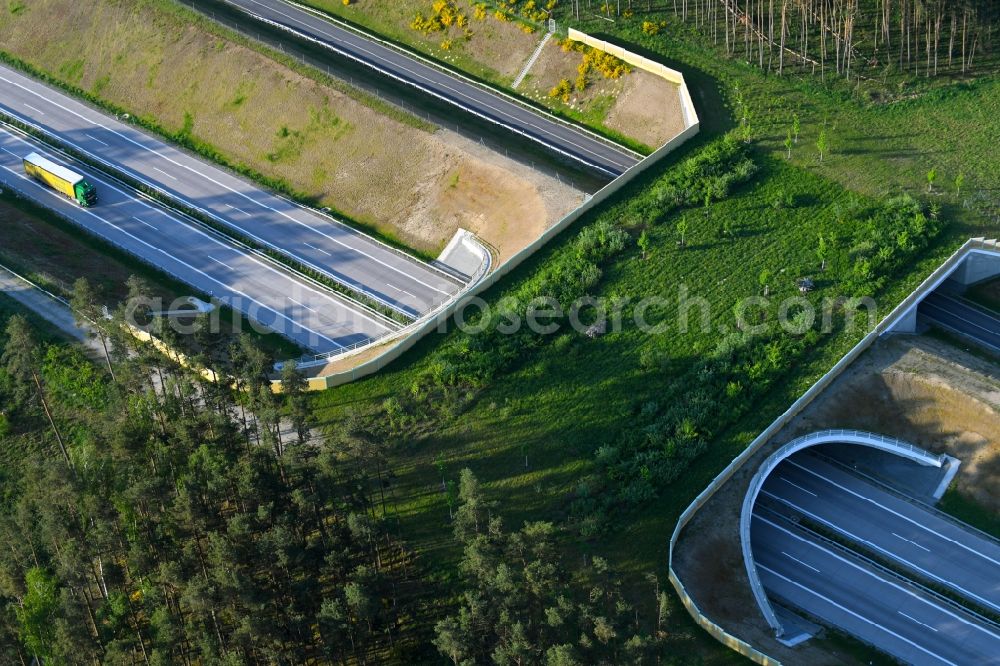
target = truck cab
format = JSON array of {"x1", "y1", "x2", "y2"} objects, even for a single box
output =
[{"x1": 75, "y1": 180, "x2": 97, "y2": 207}]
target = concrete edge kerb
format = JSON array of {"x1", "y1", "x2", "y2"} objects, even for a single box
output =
[
  {"x1": 277, "y1": 30, "x2": 701, "y2": 390},
  {"x1": 739, "y1": 430, "x2": 944, "y2": 636},
  {"x1": 668, "y1": 238, "x2": 1000, "y2": 665}
]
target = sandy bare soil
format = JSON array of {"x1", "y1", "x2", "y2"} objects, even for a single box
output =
[
  {"x1": 519, "y1": 40, "x2": 687, "y2": 149},
  {"x1": 303, "y1": 0, "x2": 542, "y2": 82},
  {"x1": 0, "y1": 0, "x2": 580, "y2": 259},
  {"x1": 603, "y1": 71, "x2": 686, "y2": 149},
  {"x1": 672, "y1": 333, "x2": 1000, "y2": 664}
]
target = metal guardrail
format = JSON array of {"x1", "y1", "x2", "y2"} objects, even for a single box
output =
[
  {"x1": 279, "y1": 0, "x2": 637, "y2": 156},
  {"x1": 277, "y1": 232, "x2": 493, "y2": 370},
  {"x1": 758, "y1": 506, "x2": 1000, "y2": 633},
  {"x1": 0, "y1": 117, "x2": 405, "y2": 350},
  {"x1": 217, "y1": 0, "x2": 637, "y2": 178},
  {"x1": 0, "y1": 95, "x2": 432, "y2": 324},
  {"x1": 811, "y1": 450, "x2": 1000, "y2": 551}
]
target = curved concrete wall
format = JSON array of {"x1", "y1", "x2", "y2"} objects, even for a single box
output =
[
  {"x1": 668, "y1": 238, "x2": 997, "y2": 664},
  {"x1": 739, "y1": 430, "x2": 944, "y2": 635}
]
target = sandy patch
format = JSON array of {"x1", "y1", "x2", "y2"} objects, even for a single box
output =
[
  {"x1": 672, "y1": 333, "x2": 1000, "y2": 664},
  {"x1": 603, "y1": 71, "x2": 687, "y2": 148},
  {"x1": 0, "y1": 0, "x2": 580, "y2": 260},
  {"x1": 519, "y1": 39, "x2": 687, "y2": 149}
]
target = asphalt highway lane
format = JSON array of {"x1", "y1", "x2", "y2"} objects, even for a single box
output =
[
  {"x1": 752, "y1": 514, "x2": 1000, "y2": 666},
  {"x1": 221, "y1": 0, "x2": 642, "y2": 177},
  {"x1": 0, "y1": 64, "x2": 461, "y2": 320},
  {"x1": 919, "y1": 291, "x2": 1000, "y2": 352},
  {"x1": 0, "y1": 126, "x2": 394, "y2": 353},
  {"x1": 761, "y1": 455, "x2": 1000, "y2": 615}
]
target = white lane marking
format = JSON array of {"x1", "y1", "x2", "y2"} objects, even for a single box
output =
[
  {"x1": 385, "y1": 282, "x2": 415, "y2": 298},
  {"x1": 0, "y1": 108, "x2": 398, "y2": 332},
  {"x1": 0, "y1": 154, "x2": 344, "y2": 349},
  {"x1": 782, "y1": 551, "x2": 820, "y2": 573},
  {"x1": 893, "y1": 532, "x2": 931, "y2": 553},
  {"x1": 227, "y1": 204, "x2": 247, "y2": 215},
  {"x1": 153, "y1": 166, "x2": 178, "y2": 181},
  {"x1": 0, "y1": 70, "x2": 453, "y2": 298},
  {"x1": 22, "y1": 102, "x2": 43, "y2": 115},
  {"x1": 0, "y1": 135, "x2": 391, "y2": 346},
  {"x1": 240, "y1": 0, "x2": 636, "y2": 171},
  {"x1": 287, "y1": 296, "x2": 315, "y2": 313},
  {"x1": 898, "y1": 611, "x2": 940, "y2": 632},
  {"x1": 85, "y1": 133, "x2": 109, "y2": 147},
  {"x1": 756, "y1": 563, "x2": 958, "y2": 666},
  {"x1": 779, "y1": 477, "x2": 818, "y2": 497},
  {"x1": 133, "y1": 216, "x2": 158, "y2": 231},
  {"x1": 921, "y1": 300, "x2": 1000, "y2": 339},
  {"x1": 754, "y1": 514, "x2": 1000, "y2": 640},
  {"x1": 303, "y1": 241, "x2": 331, "y2": 256},
  {"x1": 208, "y1": 255, "x2": 235, "y2": 271},
  {"x1": 789, "y1": 459, "x2": 1000, "y2": 568},
  {"x1": 760, "y1": 489, "x2": 1000, "y2": 614}
]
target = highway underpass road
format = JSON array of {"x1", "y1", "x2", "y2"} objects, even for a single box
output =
[
  {"x1": 0, "y1": 64, "x2": 462, "y2": 320},
  {"x1": 0, "y1": 126, "x2": 394, "y2": 354},
  {"x1": 761, "y1": 455, "x2": 1000, "y2": 615},
  {"x1": 752, "y1": 514, "x2": 1000, "y2": 666},
  {"x1": 220, "y1": 0, "x2": 642, "y2": 178},
  {"x1": 919, "y1": 291, "x2": 1000, "y2": 353}
]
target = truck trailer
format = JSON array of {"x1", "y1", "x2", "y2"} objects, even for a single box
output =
[{"x1": 23, "y1": 152, "x2": 97, "y2": 207}]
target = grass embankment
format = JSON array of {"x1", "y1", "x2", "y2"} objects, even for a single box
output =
[
  {"x1": 307, "y1": 128, "x2": 959, "y2": 662},
  {"x1": 939, "y1": 487, "x2": 1000, "y2": 541},
  {"x1": 289, "y1": 0, "x2": 662, "y2": 151},
  {"x1": 0, "y1": 0, "x2": 562, "y2": 257}
]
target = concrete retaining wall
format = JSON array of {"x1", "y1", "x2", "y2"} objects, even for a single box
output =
[
  {"x1": 567, "y1": 28, "x2": 699, "y2": 130},
  {"x1": 667, "y1": 237, "x2": 999, "y2": 665},
  {"x1": 285, "y1": 30, "x2": 701, "y2": 391},
  {"x1": 568, "y1": 28, "x2": 686, "y2": 85}
]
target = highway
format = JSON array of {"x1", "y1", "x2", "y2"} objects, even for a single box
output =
[
  {"x1": 0, "y1": 64, "x2": 461, "y2": 320},
  {"x1": 919, "y1": 290, "x2": 1000, "y2": 352},
  {"x1": 0, "y1": 125, "x2": 393, "y2": 353},
  {"x1": 761, "y1": 455, "x2": 1000, "y2": 615},
  {"x1": 752, "y1": 513, "x2": 1000, "y2": 666},
  {"x1": 219, "y1": 0, "x2": 642, "y2": 177}
]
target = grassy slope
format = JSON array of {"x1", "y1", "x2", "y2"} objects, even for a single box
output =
[
  {"x1": 0, "y1": 0, "x2": 457, "y2": 255},
  {"x1": 938, "y1": 487, "x2": 1000, "y2": 541},
  {"x1": 304, "y1": 13, "x2": 999, "y2": 663},
  {"x1": 293, "y1": 0, "x2": 652, "y2": 149}
]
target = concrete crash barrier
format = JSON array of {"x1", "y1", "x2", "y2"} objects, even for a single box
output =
[
  {"x1": 667, "y1": 237, "x2": 999, "y2": 664},
  {"x1": 268, "y1": 30, "x2": 702, "y2": 392}
]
